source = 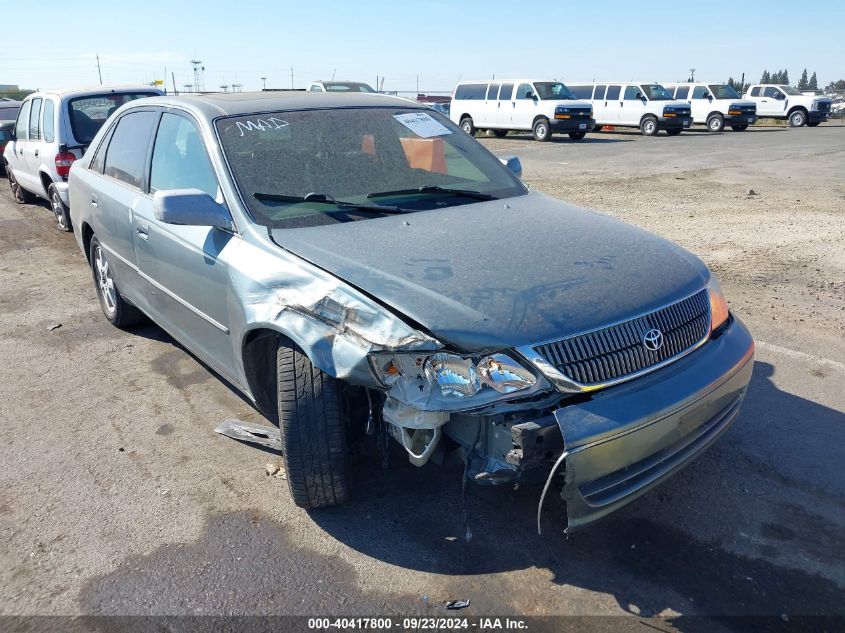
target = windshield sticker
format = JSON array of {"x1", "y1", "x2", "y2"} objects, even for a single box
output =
[
  {"x1": 393, "y1": 112, "x2": 452, "y2": 138},
  {"x1": 235, "y1": 117, "x2": 289, "y2": 137}
]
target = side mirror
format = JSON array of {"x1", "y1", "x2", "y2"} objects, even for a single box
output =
[
  {"x1": 525, "y1": 92, "x2": 534, "y2": 100},
  {"x1": 499, "y1": 155, "x2": 522, "y2": 179},
  {"x1": 635, "y1": 92, "x2": 643, "y2": 100},
  {"x1": 153, "y1": 189, "x2": 233, "y2": 230}
]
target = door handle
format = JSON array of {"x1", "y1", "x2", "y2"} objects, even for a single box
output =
[
  {"x1": 136, "y1": 222, "x2": 150, "y2": 240},
  {"x1": 34, "y1": 149, "x2": 39, "y2": 157},
  {"x1": 90, "y1": 194, "x2": 98, "y2": 207}
]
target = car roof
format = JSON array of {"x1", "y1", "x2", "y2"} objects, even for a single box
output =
[
  {"x1": 124, "y1": 91, "x2": 422, "y2": 118},
  {"x1": 26, "y1": 85, "x2": 164, "y2": 99}
]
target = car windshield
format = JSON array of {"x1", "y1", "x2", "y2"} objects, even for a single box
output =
[
  {"x1": 216, "y1": 107, "x2": 527, "y2": 228},
  {"x1": 533, "y1": 82, "x2": 577, "y2": 100},
  {"x1": 779, "y1": 85, "x2": 802, "y2": 96},
  {"x1": 324, "y1": 82, "x2": 376, "y2": 93},
  {"x1": 640, "y1": 84, "x2": 674, "y2": 100},
  {"x1": 709, "y1": 84, "x2": 741, "y2": 99},
  {"x1": 68, "y1": 92, "x2": 159, "y2": 145}
]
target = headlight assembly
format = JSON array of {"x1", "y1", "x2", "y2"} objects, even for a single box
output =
[{"x1": 708, "y1": 276, "x2": 730, "y2": 332}]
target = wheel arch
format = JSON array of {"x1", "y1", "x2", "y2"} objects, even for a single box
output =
[
  {"x1": 787, "y1": 105, "x2": 808, "y2": 115},
  {"x1": 640, "y1": 113, "x2": 658, "y2": 125},
  {"x1": 39, "y1": 170, "x2": 55, "y2": 197},
  {"x1": 81, "y1": 222, "x2": 95, "y2": 263},
  {"x1": 707, "y1": 111, "x2": 724, "y2": 120},
  {"x1": 532, "y1": 114, "x2": 550, "y2": 126},
  {"x1": 458, "y1": 113, "x2": 473, "y2": 123}
]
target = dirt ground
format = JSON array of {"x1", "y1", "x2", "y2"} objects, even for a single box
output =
[{"x1": 1, "y1": 125, "x2": 843, "y2": 628}]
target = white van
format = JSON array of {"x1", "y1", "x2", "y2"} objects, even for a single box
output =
[
  {"x1": 569, "y1": 83, "x2": 692, "y2": 136},
  {"x1": 663, "y1": 83, "x2": 756, "y2": 132},
  {"x1": 3, "y1": 85, "x2": 163, "y2": 230},
  {"x1": 449, "y1": 80, "x2": 594, "y2": 142}
]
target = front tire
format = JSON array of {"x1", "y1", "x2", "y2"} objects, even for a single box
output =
[
  {"x1": 568, "y1": 131, "x2": 587, "y2": 140},
  {"x1": 459, "y1": 117, "x2": 476, "y2": 136},
  {"x1": 731, "y1": 125, "x2": 749, "y2": 131},
  {"x1": 788, "y1": 109, "x2": 807, "y2": 127},
  {"x1": 807, "y1": 121, "x2": 821, "y2": 127},
  {"x1": 666, "y1": 128, "x2": 683, "y2": 136},
  {"x1": 48, "y1": 183, "x2": 72, "y2": 232},
  {"x1": 532, "y1": 118, "x2": 552, "y2": 142},
  {"x1": 706, "y1": 114, "x2": 725, "y2": 132},
  {"x1": 277, "y1": 343, "x2": 350, "y2": 509},
  {"x1": 8, "y1": 169, "x2": 36, "y2": 204},
  {"x1": 640, "y1": 116, "x2": 658, "y2": 136},
  {"x1": 89, "y1": 237, "x2": 144, "y2": 327},
  {"x1": 491, "y1": 130, "x2": 508, "y2": 138}
]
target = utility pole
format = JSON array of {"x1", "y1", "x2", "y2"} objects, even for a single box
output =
[
  {"x1": 290, "y1": 66, "x2": 294, "y2": 90},
  {"x1": 261, "y1": 76, "x2": 267, "y2": 90},
  {"x1": 689, "y1": 68, "x2": 696, "y2": 82},
  {"x1": 191, "y1": 60, "x2": 205, "y2": 92},
  {"x1": 172, "y1": 72, "x2": 178, "y2": 96},
  {"x1": 96, "y1": 54, "x2": 103, "y2": 85}
]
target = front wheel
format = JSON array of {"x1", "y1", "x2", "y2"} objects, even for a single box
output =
[
  {"x1": 491, "y1": 130, "x2": 508, "y2": 138},
  {"x1": 459, "y1": 117, "x2": 476, "y2": 136},
  {"x1": 89, "y1": 237, "x2": 144, "y2": 327},
  {"x1": 532, "y1": 118, "x2": 552, "y2": 142},
  {"x1": 666, "y1": 128, "x2": 683, "y2": 136},
  {"x1": 8, "y1": 169, "x2": 36, "y2": 204},
  {"x1": 640, "y1": 116, "x2": 658, "y2": 136},
  {"x1": 731, "y1": 125, "x2": 749, "y2": 131},
  {"x1": 568, "y1": 131, "x2": 587, "y2": 140},
  {"x1": 48, "y1": 183, "x2": 72, "y2": 232},
  {"x1": 788, "y1": 110, "x2": 807, "y2": 127},
  {"x1": 807, "y1": 121, "x2": 821, "y2": 127},
  {"x1": 277, "y1": 343, "x2": 350, "y2": 509},
  {"x1": 706, "y1": 114, "x2": 725, "y2": 132}
]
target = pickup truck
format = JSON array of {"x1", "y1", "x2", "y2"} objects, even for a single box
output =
[{"x1": 743, "y1": 84, "x2": 832, "y2": 127}]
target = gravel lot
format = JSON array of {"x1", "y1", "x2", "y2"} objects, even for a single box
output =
[{"x1": 1, "y1": 125, "x2": 843, "y2": 627}]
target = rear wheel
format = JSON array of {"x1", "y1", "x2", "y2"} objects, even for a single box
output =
[
  {"x1": 788, "y1": 109, "x2": 807, "y2": 127},
  {"x1": 706, "y1": 114, "x2": 725, "y2": 132},
  {"x1": 532, "y1": 118, "x2": 552, "y2": 142},
  {"x1": 277, "y1": 343, "x2": 350, "y2": 509},
  {"x1": 640, "y1": 116, "x2": 658, "y2": 136},
  {"x1": 48, "y1": 183, "x2": 72, "y2": 232},
  {"x1": 731, "y1": 124, "x2": 749, "y2": 131},
  {"x1": 568, "y1": 131, "x2": 587, "y2": 140},
  {"x1": 8, "y1": 169, "x2": 36, "y2": 204},
  {"x1": 492, "y1": 130, "x2": 508, "y2": 138},
  {"x1": 459, "y1": 117, "x2": 476, "y2": 136},
  {"x1": 807, "y1": 121, "x2": 821, "y2": 127},
  {"x1": 89, "y1": 236, "x2": 144, "y2": 327}
]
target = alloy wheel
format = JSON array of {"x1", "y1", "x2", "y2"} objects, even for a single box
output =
[{"x1": 94, "y1": 246, "x2": 117, "y2": 317}]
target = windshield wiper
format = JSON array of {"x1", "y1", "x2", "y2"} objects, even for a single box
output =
[
  {"x1": 253, "y1": 192, "x2": 407, "y2": 214},
  {"x1": 366, "y1": 186, "x2": 497, "y2": 201}
]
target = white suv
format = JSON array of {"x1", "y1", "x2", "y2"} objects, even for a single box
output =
[
  {"x1": 3, "y1": 86, "x2": 162, "y2": 230},
  {"x1": 569, "y1": 82, "x2": 692, "y2": 136},
  {"x1": 663, "y1": 83, "x2": 756, "y2": 132},
  {"x1": 449, "y1": 79, "x2": 594, "y2": 142},
  {"x1": 743, "y1": 84, "x2": 832, "y2": 127}
]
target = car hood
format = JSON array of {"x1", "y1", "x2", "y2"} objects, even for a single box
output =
[{"x1": 270, "y1": 192, "x2": 710, "y2": 352}]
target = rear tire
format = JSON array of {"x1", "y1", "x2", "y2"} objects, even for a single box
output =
[
  {"x1": 731, "y1": 125, "x2": 749, "y2": 131},
  {"x1": 788, "y1": 109, "x2": 807, "y2": 127},
  {"x1": 89, "y1": 236, "x2": 144, "y2": 327},
  {"x1": 459, "y1": 117, "x2": 476, "y2": 136},
  {"x1": 8, "y1": 169, "x2": 36, "y2": 204},
  {"x1": 532, "y1": 118, "x2": 552, "y2": 142},
  {"x1": 277, "y1": 343, "x2": 350, "y2": 509},
  {"x1": 48, "y1": 183, "x2": 72, "y2": 232},
  {"x1": 640, "y1": 116, "x2": 658, "y2": 136},
  {"x1": 807, "y1": 121, "x2": 821, "y2": 127},
  {"x1": 492, "y1": 130, "x2": 508, "y2": 138},
  {"x1": 706, "y1": 114, "x2": 725, "y2": 132},
  {"x1": 568, "y1": 131, "x2": 587, "y2": 140}
]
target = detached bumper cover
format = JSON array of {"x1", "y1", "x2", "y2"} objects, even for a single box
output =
[{"x1": 554, "y1": 317, "x2": 754, "y2": 531}]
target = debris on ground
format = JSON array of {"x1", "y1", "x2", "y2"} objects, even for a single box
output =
[
  {"x1": 265, "y1": 463, "x2": 287, "y2": 479},
  {"x1": 445, "y1": 599, "x2": 470, "y2": 610},
  {"x1": 214, "y1": 420, "x2": 282, "y2": 451},
  {"x1": 47, "y1": 323, "x2": 62, "y2": 331},
  {"x1": 746, "y1": 188, "x2": 758, "y2": 196}
]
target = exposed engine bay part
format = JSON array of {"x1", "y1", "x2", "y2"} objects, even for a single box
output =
[
  {"x1": 214, "y1": 419, "x2": 282, "y2": 451},
  {"x1": 388, "y1": 424, "x2": 443, "y2": 467}
]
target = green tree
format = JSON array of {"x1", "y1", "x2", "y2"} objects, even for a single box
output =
[
  {"x1": 782, "y1": 69, "x2": 789, "y2": 85},
  {"x1": 761, "y1": 70, "x2": 771, "y2": 83},
  {"x1": 798, "y1": 69, "x2": 808, "y2": 90},
  {"x1": 808, "y1": 72, "x2": 818, "y2": 90}
]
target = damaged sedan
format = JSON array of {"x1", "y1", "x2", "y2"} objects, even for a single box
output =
[{"x1": 67, "y1": 92, "x2": 754, "y2": 531}]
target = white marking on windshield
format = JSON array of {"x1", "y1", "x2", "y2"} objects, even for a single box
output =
[{"x1": 235, "y1": 117, "x2": 289, "y2": 137}]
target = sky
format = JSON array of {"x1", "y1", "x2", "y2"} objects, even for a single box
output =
[{"x1": 2, "y1": 0, "x2": 843, "y2": 94}]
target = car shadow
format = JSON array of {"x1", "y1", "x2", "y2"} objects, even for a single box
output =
[{"x1": 494, "y1": 133, "x2": 631, "y2": 144}]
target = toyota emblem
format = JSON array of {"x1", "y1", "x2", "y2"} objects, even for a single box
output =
[{"x1": 642, "y1": 328, "x2": 664, "y2": 351}]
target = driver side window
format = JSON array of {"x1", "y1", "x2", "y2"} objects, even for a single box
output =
[
  {"x1": 763, "y1": 87, "x2": 781, "y2": 98},
  {"x1": 150, "y1": 113, "x2": 219, "y2": 198},
  {"x1": 692, "y1": 86, "x2": 709, "y2": 99},
  {"x1": 516, "y1": 83, "x2": 534, "y2": 99},
  {"x1": 623, "y1": 86, "x2": 641, "y2": 100}
]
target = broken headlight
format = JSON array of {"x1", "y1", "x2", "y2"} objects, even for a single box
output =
[{"x1": 370, "y1": 351, "x2": 545, "y2": 411}]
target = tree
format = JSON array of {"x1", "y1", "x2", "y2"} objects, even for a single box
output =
[
  {"x1": 826, "y1": 79, "x2": 845, "y2": 90},
  {"x1": 781, "y1": 69, "x2": 789, "y2": 85},
  {"x1": 808, "y1": 72, "x2": 818, "y2": 90},
  {"x1": 798, "y1": 69, "x2": 808, "y2": 90},
  {"x1": 761, "y1": 70, "x2": 771, "y2": 83}
]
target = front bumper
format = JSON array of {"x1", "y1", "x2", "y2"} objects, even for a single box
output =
[
  {"x1": 658, "y1": 116, "x2": 693, "y2": 129},
  {"x1": 550, "y1": 117, "x2": 596, "y2": 133},
  {"x1": 549, "y1": 316, "x2": 754, "y2": 531},
  {"x1": 725, "y1": 113, "x2": 757, "y2": 125},
  {"x1": 53, "y1": 181, "x2": 70, "y2": 207},
  {"x1": 809, "y1": 111, "x2": 829, "y2": 123}
]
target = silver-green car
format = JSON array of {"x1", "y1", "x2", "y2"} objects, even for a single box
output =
[{"x1": 68, "y1": 92, "x2": 754, "y2": 531}]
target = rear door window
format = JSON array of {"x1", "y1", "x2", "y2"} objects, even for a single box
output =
[
  {"x1": 454, "y1": 84, "x2": 486, "y2": 100},
  {"x1": 594, "y1": 85, "x2": 607, "y2": 100},
  {"x1": 606, "y1": 85, "x2": 621, "y2": 100},
  {"x1": 15, "y1": 100, "x2": 31, "y2": 140},
  {"x1": 570, "y1": 85, "x2": 593, "y2": 99},
  {"x1": 29, "y1": 98, "x2": 43, "y2": 140},
  {"x1": 498, "y1": 83, "x2": 514, "y2": 100},
  {"x1": 750, "y1": 87, "x2": 761, "y2": 97},
  {"x1": 42, "y1": 100, "x2": 55, "y2": 142},
  {"x1": 486, "y1": 83, "x2": 499, "y2": 100},
  {"x1": 68, "y1": 92, "x2": 159, "y2": 145},
  {"x1": 102, "y1": 110, "x2": 158, "y2": 189},
  {"x1": 675, "y1": 86, "x2": 690, "y2": 99}
]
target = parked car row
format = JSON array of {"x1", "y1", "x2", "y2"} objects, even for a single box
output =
[
  {"x1": 449, "y1": 78, "x2": 832, "y2": 141},
  {"x1": 2, "y1": 88, "x2": 755, "y2": 532}
]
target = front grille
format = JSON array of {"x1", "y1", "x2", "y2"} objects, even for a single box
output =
[
  {"x1": 571, "y1": 108, "x2": 592, "y2": 117},
  {"x1": 533, "y1": 289, "x2": 710, "y2": 386},
  {"x1": 815, "y1": 101, "x2": 831, "y2": 113}
]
